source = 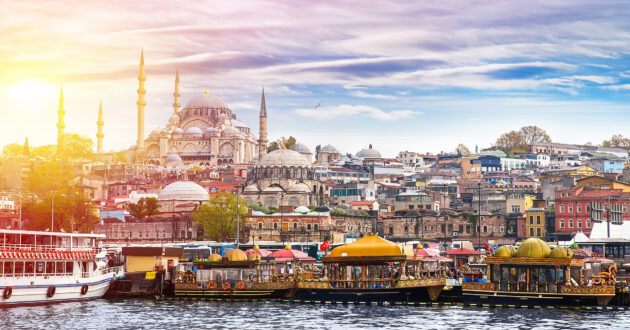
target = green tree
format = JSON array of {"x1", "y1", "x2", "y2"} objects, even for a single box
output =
[
  {"x1": 127, "y1": 197, "x2": 160, "y2": 219},
  {"x1": 59, "y1": 133, "x2": 95, "y2": 160},
  {"x1": 2, "y1": 143, "x2": 23, "y2": 157},
  {"x1": 114, "y1": 150, "x2": 128, "y2": 163},
  {"x1": 31, "y1": 145, "x2": 56, "y2": 158},
  {"x1": 519, "y1": 125, "x2": 551, "y2": 145},
  {"x1": 495, "y1": 130, "x2": 528, "y2": 156},
  {"x1": 193, "y1": 193, "x2": 248, "y2": 242},
  {"x1": 267, "y1": 136, "x2": 297, "y2": 153},
  {"x1": 22, "y1": 191, "x2": 96, "y2": 232},
  {"x1": 26, "y1": 161, "x2": 76, "y2": 196},
  {"x1": 455, "y1": 144, "x2": 471, "y2": 156},
  {"x1": 602, "y1": 134, "x2": 630, "y2": 150}
]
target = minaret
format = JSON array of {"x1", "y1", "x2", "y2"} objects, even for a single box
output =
[
  {"x1": 136, "y1": 49, "x2": 146, "y2": 156},
  {"x1": 96, "y1": 100, "x2": 104, "y2": 153},
  {"x1": 173, "y1": 68, "x2": 181, "y2": 114},
  {"x1": 258, "y1": 87, "x2": 268, "y2": 159},
  {"x1": 23, "y1": 137, "x2": 30, "y2": 156},
  {"x1": 56, "y1": 86, "x2": 66, "y2": 154}
]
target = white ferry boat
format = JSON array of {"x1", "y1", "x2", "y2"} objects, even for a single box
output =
[{"x1": 0, "y1": 229, "x2": 124, "y2": 306}]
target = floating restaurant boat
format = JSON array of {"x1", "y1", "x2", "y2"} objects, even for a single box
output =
[
  {"x1": 461, "y1": 238, "x2": 617, "y2": 306},
  {"x1": 0, "y1": 229, "x2": 124, "y2": 307},
  {"x1": 173, "y1": 247, "x2": 299, "y2": 299},
  {"x1": 296, "y1": 234, "x2": 447, "y2": 303}
]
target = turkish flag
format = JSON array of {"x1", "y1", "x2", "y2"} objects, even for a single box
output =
[{"x1": 320, "y1": 241, "x2": 330, "y2": 250}]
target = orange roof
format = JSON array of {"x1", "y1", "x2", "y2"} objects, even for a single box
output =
[{"x1": 349, "y1": 200, "x2": 376, "y2": 206}]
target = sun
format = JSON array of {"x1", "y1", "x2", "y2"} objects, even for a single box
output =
[{"x1": 5, "y1": 78, "x2": 57, "y2": 114}]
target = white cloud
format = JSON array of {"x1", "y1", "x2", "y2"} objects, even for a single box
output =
[
  {"x1": 349, "y1": 91, "x2": 397, "y2": 100},
  {"x1": 602, "y1": 84, "x2": 630, "y2": 91},
  {"x1": 294, "y1": 104, "x2": 421, "y2": 120}
]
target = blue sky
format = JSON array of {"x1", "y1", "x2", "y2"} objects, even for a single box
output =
[{"x1": 2, "y1": 1, "x2": 630, "y2": 157}]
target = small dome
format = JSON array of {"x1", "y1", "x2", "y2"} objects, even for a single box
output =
[
  {"x1": 158, "y1": 181, "x2": 209, "y2": 201},
  {"x1": 321, "y1": 144, "x2": 338, "y2": 153},
  {"x1": 172, "y1": 128, "x2": 184, "y2": 135},
  {"x1": 294, "y1": 206, "x2": 310, "y2": 213},
  {"x1": 208, "y1": 253, "x2": 222, "y2": 262},
  {"x1": 263, "y1": 186, "x2": 284, "y2": 192},
  {"x1": 205, "y1": 127, "x2": 216, "y2": 134},
  {"x1": 259, "y1": 148, "x2": 312, "y2": 167},
  {"x1": 185, "y1": 92, "x2": 229, "y2": 109},
  {"x1": 295, "y1": 143, "x2": 311, "y2": 154},
  {"x1": 150, "y1": 127, "x2": 163, "y2": 137},
  {"x1": 185, "y1": 127, "x2": 203, "y2": 135},
  {"x1": 356, "y1": 145, "x2": 382, "y2": 159},
  {"x1": 517, "y1": 238, "x2": 551, "y2": 258},
  {"x1": 288, "y1": 183, "x2": 311, "y2": 193},
  {"x1": 248, "y1": 253, "x2": 261, "y2": 261},
  {"x1": 223, "y1": 248, "x2": 247, "y2": 262},
  {"x1": 169, "y1": 114, "x2": 180, "y2": 124},
  {"x1": 243, "y1": 184, "x2": 259, "y2": 192},
  {"x1": 222, "y1": 126, "x2": 240, "y2": 135},
  {"x1": 550, "y1": 247, "x2": 574, "y2": 259},
  {"x1": 165, "y1": 154, "x2": 183, "y2": 166},
  {"x1": 331, "y1": 234, "x2": 402, "y2": 257},
  {"x1": 218, "y1": 113, "x2": 230, "y2": 119},
  {"x1": 493, "y1": 245, "x2": 517, "y2": 257},
  {"x1": 232, "y1": 119, "x2": 247, "y2": 128}
]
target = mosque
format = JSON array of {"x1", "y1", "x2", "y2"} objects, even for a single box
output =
[{"x1": 129, "y1": 51, "x2": 267, "y2": 167}]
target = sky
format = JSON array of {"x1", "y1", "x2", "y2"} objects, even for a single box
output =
[{"x1": 2, "y1": 1, "x2": 630, "y2": 158}]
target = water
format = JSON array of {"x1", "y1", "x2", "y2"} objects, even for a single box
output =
[{"x1": 1, "y1": 299, "x2": 629, "y2": 329}]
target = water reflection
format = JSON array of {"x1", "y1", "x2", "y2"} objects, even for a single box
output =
[{"x1": 0, "y1": 300, "x2": 627, "y2": 329}]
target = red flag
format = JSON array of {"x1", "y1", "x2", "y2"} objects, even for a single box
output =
[
  {"x1": 484, "y1": 241, "x2": 492, "y2": 253},
  {"x1": 320, "y1": 241, "x2": 330, "y2": 250}
]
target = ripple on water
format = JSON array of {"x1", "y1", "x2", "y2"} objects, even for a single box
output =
[{"x1": 0, "y1": 300, "x2": 629, "y2": 330}]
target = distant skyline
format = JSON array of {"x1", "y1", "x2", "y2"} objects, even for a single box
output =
[{"x1": 2, "y1": 1, "x2": 630, "y2": 158}]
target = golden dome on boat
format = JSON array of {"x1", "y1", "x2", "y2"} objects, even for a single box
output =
[
  {"x1": 517, "y1": 238, "x2": 551, "y2": 258},
  {"x1": 550, "y1": 247, "x2": 574, "y2": 259},
  {"x1": 223, "y1": 248, "x2": 247, "y2": 262},
  {"x1": 253, "y1": 245, "x2": 260, "y2": 250},
  {"x1": 331, "y1": 234, "x2": 402, "y2": 257},
  {"x1": 248, "y1": 253, "x2": 262, "y2": 261},
  {"x1": 284, "y1": 245, "x2": 292, "y2": 250},
  {"x1": 208, "y1": 253, "x2": 223, "y2": 262},
  {"x1": 493, "y1": 245, "x2": 517, "y2": 257}
]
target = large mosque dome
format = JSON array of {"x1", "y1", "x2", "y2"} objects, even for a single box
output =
[
  {"x1": 184, "y1": 91, "x2": 229, "y2": 109},
  {"x1": 258, "y1": 148, "x2": 312, "y2": 167},
  {"x1": 356, "y1": 145, "x2": 382, "y2": 159},
  {"x1": 158, "y1": 181, "x2": 210, "y2": 201}
]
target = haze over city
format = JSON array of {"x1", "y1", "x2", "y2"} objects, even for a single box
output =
[{"x1": 3, "y1": 0, "x2": 630, "y2": 156}]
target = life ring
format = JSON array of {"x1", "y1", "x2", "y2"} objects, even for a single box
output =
[
  {"x1": 237, "y1": 281, "x2": 245, "y2": 290},
  {"x1": 593, "y1": 276, "x2": 602, "y2": 285},
  {"x1": 222, "y1": 282, "x2": 231, "y2": 291},
  {"x1": 80, "y1": 284, "x2": 89, "y2": 295},
  {"x1": 3, "y1": 287, "x2": 12, "y2": 300},
  {"x1": 208, "y1": 281, "x2": 217, "y2": 289},
  {"x1": 47, "y1": 286, "x2": 56, "y2": 298}
]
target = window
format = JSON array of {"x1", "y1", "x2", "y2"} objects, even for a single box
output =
[
  {"x1": 530, "y1": 228, "x2": 534, "y2": 236},
  {"x1": 258, "y1": 223, "x2": 263, "y2": 229},
  {"x1": 560, "y1": 220, "x2": 565, "y2": 228},
  {"x1": 441, "y1": 225, "x2": 445, "y2": 233},
  {"x1": 314, "y1": 224, "x2": 318, "y2": 231},
  {"x1": 568, "y1": 205, "x2": 573, "y2": 213},
  {"x1": 512, "y1": 205, "x2": 520, "y2": 213},
  {"x1": 587, "y1": 220, "x2": 591, "y2": 228},
  {"x1": 561, "y1": 193, "x2": 565, "y2": 197},
  {"x1": 293, "y1": 223, "x2": 297, "y2": 229},
  {"x1": 500, "y1": 226, "x2": 504, "y2": 233},
  {"x1": 537, "y1": 227, "x2": 541, "y2": 237},
  {"x1": 307, "y1": 224, "x2": 312, "y2": 230},
  {"x1": 273, "y1": 223, "x2": 278, "y2": 229},
  {"x1": 587, "y1": 205, "x2": 591, "y2": 212},
  {"x1": 560, "y1": 205, "x2": 564, "y2": 213},
  {"x1": 624, "y1": 205, "x2": 628, "y2": 213},
  {"x1": 529, "y1": 216, "x2": 534, "y2": 225},
  {"x1": 569, "y1": 220, "x2": 573, "y2": 228},
  {"x1": 536, "y1": 216, "x2": 541, "y2": 225},
  {"x1": 577, "y1": 205, "x2": 582, "y2": 213},
  {"x1": 483, "y1": 225, "x2": 488, "y2": 233},
  {"x1": 466, "y1": 225, "x2": 471, "y2": 233},
  {"x1": 389, "y1": 227, "x2": 393, "y2": 235},
  {"x1": 577, "y1": 220, "x2": 581, "y2": 228}
]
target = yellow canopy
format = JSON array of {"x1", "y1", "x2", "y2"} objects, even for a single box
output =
[{"x1": 331, "y1": 234, "x2": 402, "y2": 257}]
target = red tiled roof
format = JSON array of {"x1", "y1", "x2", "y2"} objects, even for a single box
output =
[{"x1": 349, "y1": 201, "x2": 376, "y2": 206}]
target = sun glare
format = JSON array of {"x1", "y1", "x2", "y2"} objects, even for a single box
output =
[{"x1": 5, "y1": 78, "x2": 57, "y2": 114}]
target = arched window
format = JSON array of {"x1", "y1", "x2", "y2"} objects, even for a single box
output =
[
  {"x1": 264, "y1": 197, "x2": 278, "y2": 207},
  {"x1": 288, "y1": 197, "x2": 300, "y2": 207}
]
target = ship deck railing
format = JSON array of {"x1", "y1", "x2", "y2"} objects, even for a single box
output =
[{"x1": 0, "y1": 244, "x2": 95, "y2": 251}]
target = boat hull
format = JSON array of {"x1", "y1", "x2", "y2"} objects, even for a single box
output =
[
  {"x1": 174, "y1": 281, "x2": 296, "y2": 300},
  {"x1": 0, "y1": 277, "x2": 117, "y2": 307},
  {"x1": 462, "y1": 283, "x2": 615, "y2": 306}
]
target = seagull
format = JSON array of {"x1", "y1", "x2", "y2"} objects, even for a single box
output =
[{"x1": 314, "y1": 101, "x2": 323, "y2": 110}]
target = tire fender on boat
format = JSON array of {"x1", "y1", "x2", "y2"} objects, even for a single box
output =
[
  {"x1": 80, "y1": 284, "x2": 89, "y2": 295},
  {"x1": 208, "y1": 281, "x2": 217, "y2": 289},
  {"x1": 47, "y1": 285, "x2": 56, "y2": 298},
  {"x1": 2, "y1": 287, "x2": 11, "y2": 300},
  {"x1": 237, "y1": 281, "x2": 245, "y2": 290},
  {"x1": 222, "y1": 282, "x2": 231, "y2": 290}
]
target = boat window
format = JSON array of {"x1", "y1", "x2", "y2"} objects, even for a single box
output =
[
  {"x1": 548, "y1": 269, "x2": 557, "y2": 293},
  {"x1": 22, "y1": 235, "x2": 35, "y2": 246},
  {"x1": 0, "y1": 262, "x2": 3, "y2": 274},
  {"x1": 509, "y1": 268, "x2": 518, "y2": 292},
  {"x1": 492, "y1": 265, "x2": 500, "y2": 283},
  {"x1": 4, "y1": 262, "x2": 13, "y2": 275},
  {"x1": 66, "y1": 262, "x2": 74, "y2": 275},
  {"x1": 45, "y1": 262, "x2": 54, "y2": 275},
  {"x1": 56, "y1": 262, "x2": 65, "y2": 274},
  {"x1": 36, "y1": 262, "x2": 45, "y2": 275},
  {"x1": 25, "y1": 262, "x2": 34, "y2": 275},
  {"x1": 6, "y1": 234, "x2": 18, "y2": 246},
  {"x1": 14, "y1": 262, "x2": 24, "y2": 276}
]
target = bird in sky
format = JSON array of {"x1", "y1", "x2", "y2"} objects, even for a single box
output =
[{"x1": 314, "y1": 101, "x2": 323, "y2": 110}]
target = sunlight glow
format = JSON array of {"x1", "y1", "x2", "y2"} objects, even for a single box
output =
[{"x1": 5, "y1": 78, "x2": 57, "y2": 114}]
